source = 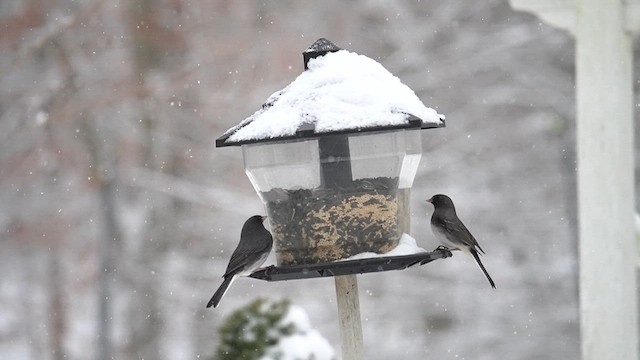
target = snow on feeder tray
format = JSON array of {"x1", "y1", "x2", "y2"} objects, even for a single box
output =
[{"x1": 216, "y1": 38, "x2": 451, "y2": 280}]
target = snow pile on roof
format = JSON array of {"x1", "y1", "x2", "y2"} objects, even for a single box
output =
[
  {"x1": 343, "y1": 233, "x2": 427, "y2": 261},
  {"x1": 226, "y1": 50, "x2": 444, "y2": 143},
  {"x1": 259, "y1": 304, "x2": 335, "y2": 360}
]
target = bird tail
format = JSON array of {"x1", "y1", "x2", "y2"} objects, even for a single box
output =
[
  {"x1": 471, "y1": 249, "x2": 496, "y2": 289},
  {"x1": 206, "y1": 275, "x2": 236, "y2": 308}
]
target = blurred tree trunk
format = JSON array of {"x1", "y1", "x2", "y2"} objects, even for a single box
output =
[
  {"x1": 50, "y1": 26, "x2": 123, "y2": 358},
  {"x1": 44, "y1": 121, "x2": 67, "y2": 360},
  {"x1": 81, "y1": 117, "x2": 121, "y2": 360},
  {"x1": 47, "y1": 247, "x2": 66, "y2": 360},
  {"x1": 96, "y1": 152, "x2": 120, "y2": 360},
  {"x1": 122, "y1": 0, "x2": 163, "y2": 353},
  {"x1": 122, "y1": 1, "x2": 185, "y2": 358}
]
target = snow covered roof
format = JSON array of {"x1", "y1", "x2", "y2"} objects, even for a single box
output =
[{"x1": 216, "y1": 39, "x2": 445, "y2": 147}]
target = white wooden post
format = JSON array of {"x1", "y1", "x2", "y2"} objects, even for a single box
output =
[
  {"x1": 335, "y1": 275, "x2": 363, "y2": 360},
  {"x1": 510, "y1": 1, "x2": 638, "y2": 359},
  {"x1": 575, "y1": 1, "x2": 637, "y2": 359}
]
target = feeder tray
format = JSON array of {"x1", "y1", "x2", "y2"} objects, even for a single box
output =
[{"x1": 249, "y1": 248, "x2": 452, "y2": 281}]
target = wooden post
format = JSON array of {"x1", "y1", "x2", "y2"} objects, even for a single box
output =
[
  {"x1": 335, "y1": 275, "x2": 363, "y2": 360},
  {"x1": 509, "y1": 1, "x2": 638, "y2": 359},
  {"x1": 575, "y1": 1, "x2": 637, "y2": 359}
]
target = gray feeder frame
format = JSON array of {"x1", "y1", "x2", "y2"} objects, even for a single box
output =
[
  {"x1": 250, "y1": 249, "x2": 452, "y2": 281},
  {"x1": 216, "y1": 38, "x2": 447, "y2": 281}
]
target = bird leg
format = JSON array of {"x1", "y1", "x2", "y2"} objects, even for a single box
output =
[{"x1": 435, "y1": 245, "x2": 452, "y2": 252}]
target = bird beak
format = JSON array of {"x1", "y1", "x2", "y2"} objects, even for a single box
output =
[
  {"x1": 261, "y1": 215, "x2": 268, "y2": 222},
  {"x1": 426, "y1": 197, "x2": 433, "y2": 204}
]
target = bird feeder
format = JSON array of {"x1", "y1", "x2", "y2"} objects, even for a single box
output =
[
  {"x1": 216, "y1": 39, "x2": 450, "y2": 279},
  {"x1": 216, "y1": 38, "x2": 452, "y2": 359}
]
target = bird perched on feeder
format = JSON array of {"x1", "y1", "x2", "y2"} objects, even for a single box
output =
[
  {"x1": 207, "y1": 215, "x2": 273, "y2": 308},
  {"x1": 426, "y1": 194, "x2": 496, "y2": 289}
]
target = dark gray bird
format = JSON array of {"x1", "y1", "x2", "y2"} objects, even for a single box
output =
[
  {"x1": 207, "y1": 215, "x2": 273, "y2": 308},
  {"x1": 427, "y1": 194, "x2": 496, "y2": 289}
]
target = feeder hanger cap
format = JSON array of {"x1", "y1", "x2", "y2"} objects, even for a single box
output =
[{"x1": 303, "y1": 38, "x2": 341, "y2": 70}]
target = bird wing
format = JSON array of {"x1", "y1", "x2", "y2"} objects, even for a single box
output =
[
  {"x1": 223, "y1": 233, "x2": 273, "y2": 277},
  {"x1": 438, "y1": 217, "x2": 484, "y2": 254}
]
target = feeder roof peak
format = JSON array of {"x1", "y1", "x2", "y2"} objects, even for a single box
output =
[
  {"x1": 303, "y1": 38, "x2": 340, "y2": 54},
  {"x1": 218, "y1": 43, "x2": 444, "y2": 147}
]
